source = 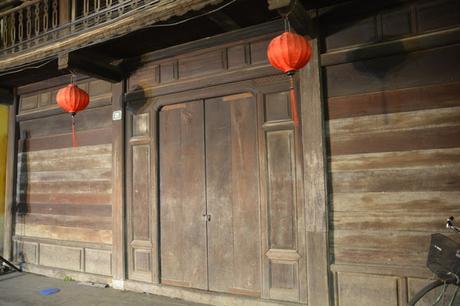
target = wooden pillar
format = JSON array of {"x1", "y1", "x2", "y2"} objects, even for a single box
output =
[
  {"x1": 3, "y1": 92, "x2": 18, "y2": 260},
  {"x1": 299, "y1": 37, "x2": 332, "y2": 305},
  {"x1": 111, "y1": 82, "x2": 125, "y2": 288}
]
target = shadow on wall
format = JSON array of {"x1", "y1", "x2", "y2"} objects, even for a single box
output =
[
  {"x1": 125, "y1": 86, "x2": 148, "y2": 115},
  {"x1": 15, "y1": 130, "x2": 29, "y2": 267},
  {"x1": 349, "y1": 41, "x2": 408, "y2": 83},
  {"x1": 348, "y1": 41, "x2": 408, "y2": 123},
  {"x1": 326, "y1": 42, "x2": 408, "y2": 258}
]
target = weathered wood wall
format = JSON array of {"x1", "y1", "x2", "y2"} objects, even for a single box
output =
[
  {"x1": 321, "y1": 0, "x2": 460, "y2": 305},
  {"x1": 124, "y1": 28, "x2": 309, "y2": 305},
  {"x1": 13, "y1": 77, "x2": 114, "y2": 278}
]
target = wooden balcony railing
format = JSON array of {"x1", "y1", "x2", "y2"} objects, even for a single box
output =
[{"x1": 0, "y1": 0, "x2": 160, "y2": 56}]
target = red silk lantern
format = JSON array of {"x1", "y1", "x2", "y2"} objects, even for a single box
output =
[
  {"x1": 267, "y1": 31, "x2": 312, "y2": 126},
  {"x1": 56, "y1": 83, "x2": 89, "y2": 147}
]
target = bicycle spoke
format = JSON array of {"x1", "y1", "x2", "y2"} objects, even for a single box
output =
[
  {"x1": 447, "y1": 286, "x2": 459, "y2": 306},
  {"x1": 432, "y1": 283, "x2": 448, "y2": 306}
]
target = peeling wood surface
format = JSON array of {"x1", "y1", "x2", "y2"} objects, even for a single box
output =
[
  {"x1": 323, "y1": 1, "x2": 460, "y2": 304},
  {"x1": 13, "y1": 79, "x2": 114, "y2": 276}
]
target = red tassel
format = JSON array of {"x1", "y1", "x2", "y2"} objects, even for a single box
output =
[
  {"x1": 289, "y1": 75, "x2": 299, "y2": 127},
  {"x1": 71, "y1": 113, "x2": 77, "y2": 147}
]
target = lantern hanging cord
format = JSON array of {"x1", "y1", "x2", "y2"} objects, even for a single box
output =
[
  {"x1": 284, "y1": 18, "x2": 291, "y2": 32},
  {"x1": 280, "y1": 0, "x2": 296, "y2": 32},
  {"x1": 68, "y1": 69, "x2": 77, "y2": 84}
]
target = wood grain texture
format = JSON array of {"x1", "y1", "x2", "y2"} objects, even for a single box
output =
[
  {"x1": 23, "y1": 203, "x2": 112, "y2": 217},
  {"x1": 330, "y1": 148, "x2": 460, "y2": 172},
  {"x1": 330, "y1": 125, "x2": 460, "y2": 155},
  {"x1": 332, "y1": 190, "x2": 459, "y2": 212},
  {"x1": 131, "y1": 145, "x2": 151, "y2": 241},
  {"x1": 159, "y1": 100, "x2": 208, "y2": 290},
  {"x1": 327, "y1": 82, "x2": 460, "y2": 120},
  {"x1": 299, "y1": 37, "x2": 331, "y2": 305},
  {"x1": 325, "y1": 44, "x2": 460, "y2": 98},
  {"x1": 111, "y1": 82, "x2": 125, "y2": 282},
  {"x1": 13, "y1": 79, "x2": 114, "y2": 277},
  {"x1": 258, "y1": 78, "x2": 308, "y2": 302},
  {"x1": 336, "y1": 272, "x2": 399, "y2": 306},
  {"x1": 325, "y1": 7, "x2": 460, "y2": 303},
  {"x1": 16, "y1": 213, "x2": 112, "y2": 230},
  {"x1": 205, "y1": 95, "x2": 261, "y2": 296},
  {"x1": 22, "y1": 128, "x2": 112, "y2": 152},
  {"x1": 3, "y1": 100, "x2": 18, "y2": 260},
  {"x1": 19, "y1": 105, "x2": 112, "y2": 138},
  {"x1": 331, "y1": 165, "x2": 460, "y2": 193},
  {"x1": 266, "y1": 130, "x2": 296, "y2": 250},
  {"x1": 126, "y1": 33, "x2": 278, "y2": 101},
  {"x1": 126, "y1": 109, "x2": 157, "y2": 283},
  {"x1": 15, "y1": 223, "x2": 112, "y2": 244},
  {"x1": 329, "y1": 106, "x2": 460, "y2": 136}
]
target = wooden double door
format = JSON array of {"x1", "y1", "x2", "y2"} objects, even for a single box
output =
[{"x1": 159, "y1": 93, "x2": 261, "y2": 297}]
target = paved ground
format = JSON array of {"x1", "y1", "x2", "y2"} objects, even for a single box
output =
[{"x1": 0, "y1": 272, "x2": 208, "y2": 306}]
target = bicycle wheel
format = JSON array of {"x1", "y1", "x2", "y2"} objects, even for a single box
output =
[{"x1": 408, "y1": 278, "x2": 459, "y2": 306}]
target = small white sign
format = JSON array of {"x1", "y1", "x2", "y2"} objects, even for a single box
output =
[{"x1": 112, "y1": 110, "x2": 122, "y2": 121}]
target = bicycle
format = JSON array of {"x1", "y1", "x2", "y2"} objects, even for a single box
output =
[{"x1": 407, "y1": 217, "x2": 460, "y2": 306}]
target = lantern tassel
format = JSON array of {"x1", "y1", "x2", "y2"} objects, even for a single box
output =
[
  {"x1": 289, "y1": 75, "x2": 299, "y2": 127},
  {"x1": 71, "y1": 113, "x2": 77, "y2": 148}
]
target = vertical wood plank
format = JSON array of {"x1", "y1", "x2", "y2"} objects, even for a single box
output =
[
  {"x1": 205, "y1": 98, "x2": 233, "y2": 292},
  {"x1": 266, "y1": 130, "x2": 296, "y2": 250},
  {"x1": 299, "y1": 36, "x2": 331, "y2": 305},
  {"x1": 150, "y1": 110, "x2": 159, "y2": 284},
  {"x1": 205, "y1": 95, "x2": 261, "y2": 296},
  {"x1": 3, "y1": 93, "x2": 18, "y2": 260},
  {"x1": 159, "y1": 101, "x2": 207, "y2": 290},
  {"x1": 111, "y1": 82, "x2": 125, "y2": 284}
]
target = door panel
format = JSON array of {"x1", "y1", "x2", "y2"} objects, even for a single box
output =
[
  {"x1": 159, "y1": 100, "x2": 208, "y2": 290},
  {"x1": 205, "y1": 93, "x2": 261, "y2": 296}
]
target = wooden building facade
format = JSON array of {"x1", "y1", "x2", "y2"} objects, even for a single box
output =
[{"x1": 1, "y1": 0, "x2": 459, "y2": 305}]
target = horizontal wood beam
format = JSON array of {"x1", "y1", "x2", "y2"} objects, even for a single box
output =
[
  {"x1": 267, "y1": 0, "x2": 290, "y2": 10},
  {"x1": 267, "y1": 0, "x2": 312, "y2": 36},
  {"x1": 126, "y1": 20, "x2": 283, "y2": 66},
  {"x1": 0, "y1": 88, "x2": 14, "y2": 105},
  {"x1": 207, "y1": 11, "x2": 241, "y2": 32},
  {"x1": 321, "y1": 26, "x2": 460, "y2": 67},
  {"x1": 58, "y1": 52, "x2": 123, "y2": 83}
]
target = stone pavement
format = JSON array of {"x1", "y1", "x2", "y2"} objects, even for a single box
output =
[{"x1": 0, "y1": 272, "x2": 209, "y2": 306}]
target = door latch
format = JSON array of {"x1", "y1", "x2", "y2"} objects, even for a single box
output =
[{"x1": 202, "y1": 214, "x2": 211, "y2": 222}]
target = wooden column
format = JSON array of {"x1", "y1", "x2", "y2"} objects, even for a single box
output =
[
  {"x1": 3, "y1": 93, "x2": 18, "y2": 260},
  {"x1": 111, "y1": 82, "x2": 125, "y2": 287},
  {"x1": 299, "y1": 38, "x2": 331, "y2": 305}
]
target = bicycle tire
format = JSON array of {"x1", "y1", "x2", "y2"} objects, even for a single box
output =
[{"x1": 407, "y1": 278, "x2": 459, "y2": 306}]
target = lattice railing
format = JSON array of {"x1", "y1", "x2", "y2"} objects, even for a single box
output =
[
  {"x1": 0, "y1": 0, "x2": 58, "y2": 51},
  {"x1": 0, "y1": 0, "x2": 160, "y2": 56}
]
